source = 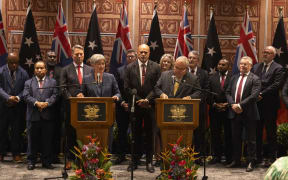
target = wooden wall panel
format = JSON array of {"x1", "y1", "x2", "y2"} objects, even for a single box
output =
[{"x1": 1, "y1": 0, "x2": 288, "y2": 65}]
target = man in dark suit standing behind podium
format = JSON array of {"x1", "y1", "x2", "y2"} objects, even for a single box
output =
[
  {"x1": 60, "y1": 45, "x2": 93, "y2": 169},
  {"x1": 252, "y1": 46, "x2": 284, "y2": 167},
  {"x1": 154, "y1": 56, "x2": 201, "y2": 99},
  {"x1": 124, "y1": 44, "x2": 161, "y2": 173},
  {"x1": 226, "y1": 56, "x2": 261, "y2": 172}
]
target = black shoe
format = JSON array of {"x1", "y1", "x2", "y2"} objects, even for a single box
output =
[
  {"x1": 42, "y1": 163, "x2": 55, "y2": 169},
  {"x1": 146, "y1": 163, "x2": 155, "y2": 173},
  {"x1": 114, "y1": 155, "x2": 126, "y2": 165},
  {"x1": 27, "y1": 164, "x2": 35, "y2": 170},
  {"x1": 246, "y1": 162, "x2": 254, "y2": 172},
  {"x1": 154, "y1": 159, "x2": 161, "y2": 167},
  {"x1": 226, "y1": 161, "x2": 241, "y2": 168},
  {"x1": 127, "y1": 163, "x2": 137, "y2": 171},
  {"x1": 222, "y1": 159, "x2": 232, "y2": 165},
  {"x1": 208, "y1": 157, "x2": 221, "y2": 165}
]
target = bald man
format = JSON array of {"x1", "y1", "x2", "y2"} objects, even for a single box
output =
[
  {"x1": 0, "y1": 53, "x2": 29, "y2": 162},
  {"x1": 124, "y1": 44, "x2": 161, "y2": 173}
]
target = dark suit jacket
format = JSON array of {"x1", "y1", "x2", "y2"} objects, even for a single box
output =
[
  {"x1": 154, "y1": 70, "x2": 201, "y2": 99},
  {"x1": 0, "y1": 65, "x2": 29, "y2": 111},
  {"x1": 225, "y1": 72, "x2": 261, "y2": 120},
  {"x1": 23, "y1": 76, "x2": 58, "y2": 122},
  {"x1": 124, "y1": 60, "x2": 161, "y2": 104},
  {"x1": 47, "y1": 65, "x2": 62, "y2": 85},
  {"x1": 282, "y1": 77, "x2": 288, "y2": 108},
  {"x1": 115, "y1": 65, "x2": 128, "y2": 103},
  {"x1": 208, "y1": 71, "x2": 232, "y2": 105},
  {"x1": 195, "y1": 67, "x2": 210, "y2": 100},
  {"x1": 60, "y1": 63, "x2": 93, "y2": 98},
  {"x1": 252, "y1": 61, "x2": 284, "y2": 109},
  {"x1": 82, "y1": 72, "x2": 121, "y2": 98}
]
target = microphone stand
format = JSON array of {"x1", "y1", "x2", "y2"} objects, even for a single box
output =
[
  {"x1": 175, "y1": 79, "x2": 212, "y2": 180},
  {"x1": 130, "y1": 89, "x2": 136, "y2": 180}
]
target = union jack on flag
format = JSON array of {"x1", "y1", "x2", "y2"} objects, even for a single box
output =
[
  {"x1": 174, "y1": 5, "x2": 193, "y2": 59},
  {"x1": 232, "y1": 10, "x2": 258, "y2": 74},
  {"x1": 51, "y1": 2, "x2": 72, "y2": 66},
  {"x1": 0, "y1": 9, "x2": 8, "y2": 66},
  {"x1": 109, "y1": 2, "x2": 132, "y2": 75}
]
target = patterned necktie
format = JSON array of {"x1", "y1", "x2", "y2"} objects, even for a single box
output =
[
  {"x1": 11, "y1": 71, "x2": 15, "y2": 87},
  {"x1": 49, "y1": 70, "x2": 54, "y2": 78},
  {"x1": 173, "y1": 81, "x2": 179, "y2": 96},
  {"x1": 77, "y1": 66, "x2": 82, "y2": 84},
  {"x1": 236, "y1": 74, "x2": 245, "y2": 103},
  {"x1": 261, "y1": 64, "x2": 268, "y2": 77},
  {"x1": 141, "y1": 63, "x2": 146, "y2": 86}
]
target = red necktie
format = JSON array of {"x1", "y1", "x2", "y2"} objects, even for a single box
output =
[
  {"x1": 235, "y1": 74, "x2": 245, "y2": 103},
  {"x1": 141, "y1": 63, "x2": 146, "y2": 86},
  {"x1": 77, "y1": 66, "x2": 82, "y2": 84},
  {"x1": 221, "y1": 75, "x2": 225, "y2": 89}
]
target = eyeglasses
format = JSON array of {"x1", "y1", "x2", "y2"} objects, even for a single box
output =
[
  {"x1": 174, "y1": 66, "x2": 187, "y2": 71},
  {"x1": 263, "y1": 51, "x2": 274, "y2": 55}
]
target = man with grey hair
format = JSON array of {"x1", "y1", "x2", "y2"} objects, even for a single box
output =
[
  {"x1": 60, "y1": 44, "x2": 94, "y2": 169},
  {"x1": 252, "y1": 46, "x2": 285, "y2": 167},
  {"x1": 155, "y1": 56, "x2": 201, "y2": 99},
  {"x1": 226, "y1": 56, "x2": 261, "y2": 172}
]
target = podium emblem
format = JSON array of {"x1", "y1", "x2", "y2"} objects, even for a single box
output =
[
  {"x1": 169, "y1": 105, "x2": 187, "y2": 122},
  {"x1": 83, "y1": 105, "x2": 101, "y2": 120}
]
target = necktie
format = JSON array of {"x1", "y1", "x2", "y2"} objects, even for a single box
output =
[
  {"x1": 173, "y1": 81, "x2": 179, "y2": 96},
  {"x1": 261, "y1": 64, "x2": 268, "y2": 77},
  {"x1": 11, "y1": 71, "x2": 15, "y2": 87},
  {"x1": 236, "y1": 74, "x2": 245, "y2": 103},
  {"x1": 220, "y1": 74, "x2": 226, "y2": 89},
  {"x1": 141, "y1": 63, "x2": 146, "y2": 86},
  {"x1": 191, "y1": 69, "x2": 195, "y2": 74},
  {"x1": 77, "y1": 66, "x2": 82, "y2": 84},
  {"x1": 39, "y1": 79, "x2": 44, "y2": 93}
]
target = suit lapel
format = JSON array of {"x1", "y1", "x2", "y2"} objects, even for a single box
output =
[
  {"x1": 70, "y1": 64, "x2": 79, "y2": 83},
  {"x1": 134, "y1": 61, "x2": 141, "y2": 87},
  {"x1": 4, "y1": 67, "x2": 14, "y2": 89}
]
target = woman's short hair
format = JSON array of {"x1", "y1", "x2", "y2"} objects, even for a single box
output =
[
  {"x1": 89, "y1": 54, "x2": 106, "y2": 65},
  {"x1": 160, "y1": 54, "x2": 174, "y2": 69}
]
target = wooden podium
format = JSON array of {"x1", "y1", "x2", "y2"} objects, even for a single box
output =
[
  {"x1": 70, "y1": 97, "x2": 115, "y2": 148},
  {"x1": 155, "y1": 98, "x2": 200, "y2": 149}
]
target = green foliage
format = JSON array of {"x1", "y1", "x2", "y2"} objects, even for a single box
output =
[{"x1": 277, "y1": 123, "x2": 288, "y2": 150}]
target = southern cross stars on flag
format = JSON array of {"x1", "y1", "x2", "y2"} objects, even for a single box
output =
[
  {"x1": 0, "y1": 9, "x2": 8, "y2": 67},
  {"x1": 232, "y1": 9, "x2": 258, "y2": 74},
  {"x1": 19, "y1": 1, "x2": 42, "y2": 77},
  {"x1": 109, "y1": 1, "x2": 132, "y2": 75},
  {"x1": 174, "y1": 4, "x2": 193, "y2": 59},
  {"x1": 51, "y1": 1, "x2": 72, "y2": 66},
  {"x1": 84, "y1": 1, "x2": 103, "y2": 63},
  {"x1": 147, "y1": 4, "x2": 164, "y2": 63}
]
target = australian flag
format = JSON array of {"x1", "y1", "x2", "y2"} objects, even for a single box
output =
[
  {"x1": 109, "y1": 1, "x2": 132, "y2": 75},
  {"x1": 19, "y1": 2, "x2": 42, "y2": 77},
  {"x1": 272, "y1": 14, "x2": 288, "y2": 68},
  {"x1": 84, "y1": 2, "x2": 103, "y2": 63},
  {"x1": 0, "y1": 9, "x2": 8, "y2": 67},
  {"x1": 174, "y1": 5, "x2": 193, "y2": 59},
  {"x1": 147, "y1": 5, "x2": 164, "y2": 63},
  {"x1": 232, "y1": 10, "x2": 258, "y2": 74},
  {"x1": 201, "y1": 12, "x2": 222, "y2": 73},
  {"x1": 51, "y1": 2, "x2": 72, "y2": 67}
]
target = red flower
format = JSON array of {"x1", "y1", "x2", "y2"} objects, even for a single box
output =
[
  {"x1": 90, "y1": 158, "x2": 99, "y2": 164},
  {"x1": 171, "y1": 161, "x2": 175, "y2": 166},
  {"x1": 75, "y1": 169, "x2": 82, "y2": 176},
  {"x1": 178, "y1": 160, "x2": 186, "y2": 166},
  {"x1": 80, "y1": 173, "x2": 86, "y2": 179},
  {"x1": 186, "y1": 168, "x2": 192, "y2": 176}
]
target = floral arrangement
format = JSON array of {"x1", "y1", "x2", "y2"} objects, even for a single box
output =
[
  {"x1": 158, "y1": 136, "x2": 199, "y2": 180},
  {"x1": 70, "y1": 136, "x2": 113, "y2": 180}
]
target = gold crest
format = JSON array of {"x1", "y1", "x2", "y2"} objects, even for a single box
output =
[
  {"x1": 169, "y1": 105, "x2": 187, "y2": 122},
  {"x1": 83, "y1": 104, "x2": 100, "y2": 121}
]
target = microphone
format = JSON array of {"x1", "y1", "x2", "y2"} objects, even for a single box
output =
[
  {"x1": 171, "y1": 75, "x2": 175, "y2": 84},
  {"x1": 131, "y1": 89, "x2": 137, "y2": 113},
  {"x1": 97, "y1": 73, "x2": 100, "y2": 85}
]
